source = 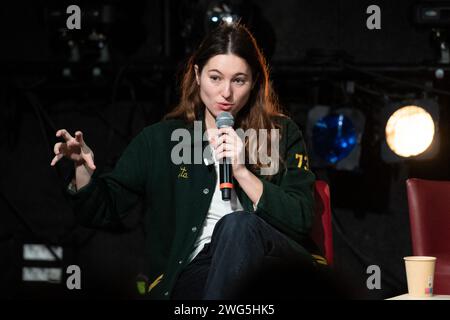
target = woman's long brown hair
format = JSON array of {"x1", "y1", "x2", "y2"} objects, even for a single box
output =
[{"x1": 164, "y1": 22, "x2": 287, "y2": 176}]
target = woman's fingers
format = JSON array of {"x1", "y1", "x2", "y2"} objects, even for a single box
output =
[
  {"x1": 214, "y1": 129, "x2": 245, "y2": 165},
  {"x1": 75, "y1": 131, "x2": 84, "y2": 144},
  {"x1": 215, "y1": 143, "x2": 240, "y2": 161},
  {"x1": 50, "y1": 153, "x2": 64, "y2": 166},
  {"x1": 75, "y1": 131, "x2": 95, "y2": 168},
  {"x1": 56, "y1": 129, "x2": 73, "y2": 142},
  {"x1": 75, "y1": 131, "x2": 93, "y2": 155},
  {"x1": 215, "y1": 142, "x2": 233, "y2": 153},
  {"x1": 53, "y1": 142, "x2": 64, "y2": 155},
  {"x1": 55, "y1": 129, "x2": 81, "y2": 150},
  {"x1": 215, "y1": 134, "x2": 230, "y2": 147},
  {"x1": 82, "y1": 153, "x2": 96, "y2": 170},
  {"x1": 218, "y1": 127, "x2": 238, "y2": 137},
  {"x1": 215, "y1": 134, "x2": 243, "y2": 153},
  {"x1": 52, "y1": 129, "x2": 95, "y2": 169},
  {"x1": 215, "y1": 150, "x2": 238, "y2": 163},
  {"x1": 50, "y1": 142, "x2": 66, "y2": 166}
]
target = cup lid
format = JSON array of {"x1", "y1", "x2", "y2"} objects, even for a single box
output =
[{"x1": 403, "y1": 256, "x2": 437, "y2": 261}]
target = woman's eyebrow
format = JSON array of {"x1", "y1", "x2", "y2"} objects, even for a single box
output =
[
  {"x1": 207, "y1": 69, "x2": 223, "y2": 74},
  {"x1": 207, "y1": 69, "x2": 249, "y2": 77}
]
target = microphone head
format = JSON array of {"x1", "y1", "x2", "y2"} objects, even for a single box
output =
[{"x1": 216, "y1": 111, "x2": 234, "y2": 128}]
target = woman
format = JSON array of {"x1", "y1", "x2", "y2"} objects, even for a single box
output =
[{"x1": 50, "y1": 23, "x2": 319, "y2": 300}]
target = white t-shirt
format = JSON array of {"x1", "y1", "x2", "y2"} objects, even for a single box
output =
[{"x1": 188, "y1": 151, "x2": 244, "y2": 262}]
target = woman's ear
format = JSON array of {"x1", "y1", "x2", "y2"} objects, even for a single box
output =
[{"x1": 194, "y1": 65, "x2": 200, "y2": 85}]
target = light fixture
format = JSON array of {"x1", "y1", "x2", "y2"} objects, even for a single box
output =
[
  {"x1": 306, "y1": 105, "x2": 365, "y2": 171},
  {"x1": 205, "y1": 0, "x2": 246, "y2": 32},
  {"x1": 413, "y1": 3, "x2": 450, "y2": 63},
  {"x1": 413, "y1": 3, "x2": 450, "y2": 26},
  {"x1": 381, "y1": 99, "x2": 439, "y2": 162},
  {"x1": 44, "y1": 4, "x2": 145, "y2": 64},
  {"x1": 179, "y1": 0, "x2": 253, "y2": 55}
]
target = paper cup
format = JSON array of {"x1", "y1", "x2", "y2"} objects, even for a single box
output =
[{"x1": 404, "y1": 256, "x2": 436, "y2": 297}]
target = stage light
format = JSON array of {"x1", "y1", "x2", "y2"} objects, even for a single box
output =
[
  {"x1": 312, "y1": 114, "x2": 357, "y2": 164},
  {"x1": 381, "y1": 99, "x2": 439, "y2": 162},
  {"x1": 413, "y1": 3, "x2": 450, "y2": 26},
  {"x1": 44, "y1": 4, "x2": 146, "y2": 64},
  {"x1": 413, "y1": 4, "x2": 450, "y2": 64},
  {"x1": 385, "y1": 106, "x2": 435, "y2": 157},
  {"x1": 179, "y1": 0, "x2": 253, "y2": 54},
  {"x1": 205, "y1": 1, "x2": 242, "y2": 31},
  {"x1": 45, "y1": 4, "x2": 116, "y2": 63},
  {"x1": 306, "y1": 106, "x2": 365, "y2": 171}
]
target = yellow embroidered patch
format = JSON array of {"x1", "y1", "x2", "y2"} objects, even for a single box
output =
[
  {"x1": 295, "y1": 154, "x2": 309, "y2": 170},
  {"x1": 312, "y1": 254, "x2": 328, "y2": 265},
  {"x1": 178, "y1": 166, "x2": 188, "y2": 179},
  {"x1": 148, "y1": 274, "x2": 164, "y2": 292}
]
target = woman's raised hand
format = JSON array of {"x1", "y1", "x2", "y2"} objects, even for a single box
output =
[{"x1": 50, "y1": 129, "x2": 96, "y2": 170}]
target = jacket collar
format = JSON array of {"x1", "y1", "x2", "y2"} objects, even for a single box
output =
[
  {"x1": 183, "y1": 109, "x2": 215, "y2": 166},
  {"x1": 184, "y1": 108, "x2": 206, "y2": 145}
]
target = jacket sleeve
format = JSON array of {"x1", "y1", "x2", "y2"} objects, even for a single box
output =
[
  {"x1": 255, "y1": 118, "x2": 316, "y2": 243},
  {"x1": 66, "y1": 128, "x2": 151, "y2": 228}
]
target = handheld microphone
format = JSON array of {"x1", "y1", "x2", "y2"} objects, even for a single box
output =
[{"x1": 216, "y1": 112, "x2": 234, "y2": 201}]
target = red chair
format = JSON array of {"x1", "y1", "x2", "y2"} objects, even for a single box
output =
[
  {"x1": 406, "y1": 178, "x2": 450, "y2": 294},
  {"x1": 311, "y1": 180, "x2": 334, "y2": 266}
]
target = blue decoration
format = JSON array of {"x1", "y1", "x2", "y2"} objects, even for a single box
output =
[{"x1": 312, "y1": 114, "x2": 357, "y2": 164}]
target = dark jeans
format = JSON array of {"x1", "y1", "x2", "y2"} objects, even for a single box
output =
[{"x1": 171, "y1": 211, "x2": 315, "y2": 300}]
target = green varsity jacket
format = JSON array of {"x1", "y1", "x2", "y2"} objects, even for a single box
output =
[{"x1": 67, "y1": 112, "x2": 316, "y2": 299}]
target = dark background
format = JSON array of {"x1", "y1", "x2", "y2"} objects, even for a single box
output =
[{"x1": 0, "y1": 0, "x2": 449, "y2": 299}]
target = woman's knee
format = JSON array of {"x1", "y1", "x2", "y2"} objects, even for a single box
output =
[
  {"x1": 215, "y1": 211, "x2": 260, "y2": 233},
  {"x1": 221, "y1": 211, "x2": 258, "y2": 225}
]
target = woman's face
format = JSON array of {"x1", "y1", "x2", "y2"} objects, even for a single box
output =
[{"x1": 195, "y1": 54, "x2": 253, "y2": 121}]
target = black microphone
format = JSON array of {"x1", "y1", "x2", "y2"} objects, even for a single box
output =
[{"x1": 216, "y1": 112, "x2": 234, "y2": 201}]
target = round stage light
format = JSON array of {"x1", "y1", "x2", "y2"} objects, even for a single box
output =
[
  {"x1": 312, "y1": 114, "x2": 358, "y2": 164},
  {"x1": 385, "y1": 105, "x2": 435, "y2": 157},
  {"x1": 205, "y1": 1, "x2": 240, "y2": 31}
]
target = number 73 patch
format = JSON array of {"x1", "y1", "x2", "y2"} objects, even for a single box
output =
[{"x1": 295, "y1": 153, "x2": 309, "y2": 170}]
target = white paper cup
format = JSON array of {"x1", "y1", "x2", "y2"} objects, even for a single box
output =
[{"x1": 404, "y1": 256, "x2": 436, "y2": 297}]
